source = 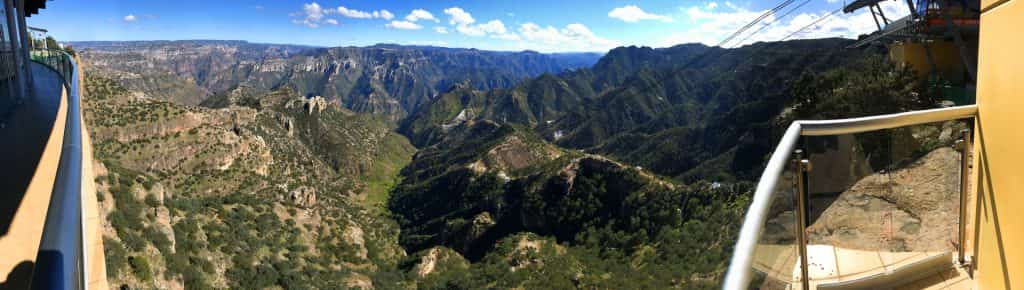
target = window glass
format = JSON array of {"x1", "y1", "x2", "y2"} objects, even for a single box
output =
[{"x1": 0, "y1": 3, "x2": 16, "y2": 109}]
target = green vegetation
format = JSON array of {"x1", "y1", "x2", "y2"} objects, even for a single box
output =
[
  {"x1": 82, "y1": 38, "x2": 932, "y2": 289},
  {"x1": 79, "y1": 40, "x2": 600, "y2": 117},
  {"x1": 788, "y1": 55, "x2": 945, "y2": 170},
  {"x1": 388, "y1": 119, "x2": 752, "y2": 288},
  {"x1": 103, "y1": 237, "x2": 128, "y2": 278},
  {"x1": 788, "y1": 55, "x2": 937, "y2": 121},
  {"x1": 85, "y1": 75, "x2": 411, "y2": 289},
  {"x1": 403, "y1": 39, "x2": 877, "y2": 182}
]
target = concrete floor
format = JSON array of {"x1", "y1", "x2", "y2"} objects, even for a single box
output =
[
  {"x1": 896, "y1": 266, "x2": 974, "y2": 290},
  {"x1": 0, "y1": 62, "x2": 66, "y2": 288},
  {"x1": 0, "y1": 63, "x2": 63, "y2": 233}
]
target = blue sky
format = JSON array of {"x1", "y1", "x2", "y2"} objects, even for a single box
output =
[{"x1": 27, "y1": 0, "x2": 909, "y2": 52}]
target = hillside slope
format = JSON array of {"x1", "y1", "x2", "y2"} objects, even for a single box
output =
[
  {"x1": 403, "y1": 39, "x2": 878, "y2": 182},
  {"x1": 389, "y1": 120, "x2": 752, "y2": 289},
  {"x1": 84, "y1": 76, "x2": 415, "y2": 289},
  {"x1": 77, "y1": 41, "x2": 602, "y2": 118},
  {"x1": 79, "y1": 37, "x2": 943, "y2": 289}
]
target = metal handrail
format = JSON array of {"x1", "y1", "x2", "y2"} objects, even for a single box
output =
[
  {"x1": 799, "y1": 105, "x2": 978, "y2": 136},
  {"x1": 29, "y1": 50, "x2": 85, "y2": 290},
  {"x1": 722, "y1": 122, "x2": 801, "y2": 290},
  {"x1": 722, "y1": 104, "x2": 978, "y2": 290}
]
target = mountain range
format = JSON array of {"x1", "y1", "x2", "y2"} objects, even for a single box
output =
[
  {"x1": 76, "y1": 40, "x2": 602, "y2": 118},
  {"x1": 78, "y1": 39, "x2": 930, "y2": 289}
]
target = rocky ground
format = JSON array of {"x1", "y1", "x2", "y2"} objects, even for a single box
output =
[
  {"x1": 83, "y1": 75, "x2": 414, "y2": 289},
  {"x1": 808, "y1": 147, "x2": 961, "y2": 252}
]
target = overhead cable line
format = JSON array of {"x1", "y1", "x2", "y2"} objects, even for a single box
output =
[
  {"x1": 680, "y1": 0, "x2": 799, "y2": 69},
  {"x1": 715, "y1": 0, "x2": 797, "y2": 48},
  {"x1": 781, "y1": 8, "x2": 843, "y2": 41},
  {"x1": 730, "y1": 0, "x2": 815, "y2": 48},
  {"x1": 681, "y1": 2, "x2": 843, "y2": 70},
  {"x1": 716, "y1": 5, "x2": 843, "y2": 72}
]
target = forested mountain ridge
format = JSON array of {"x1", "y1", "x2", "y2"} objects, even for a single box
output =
[
  {"x1": 388, "y1": 119, "x2": 751, "y2": 288},
  {"x1": 83, "y1": 76, "x2": 418, "y2": 288},
  {"x1": 383, "y1": 37, "x2": 940, "y2": 288},
  {"x1": 80, "y1": 37, "x2": 939, "y2": 289},
  {"x1": 402, "y1": 38, "x2": 879, "y2": 182},
  {"x1": 76, "y1": 40, "x2": 602, "y2": 117}
]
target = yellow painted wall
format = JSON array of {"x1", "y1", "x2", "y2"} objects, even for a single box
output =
[
  {"x1": 889, "y1": 41, "x2": 964, "y2": 83},
  {"x1": 971, "y1": 0, "x2": 1024, "y2": 289}
]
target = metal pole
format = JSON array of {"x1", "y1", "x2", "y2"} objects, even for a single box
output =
[
  {"x1": 905, "y1": 0, "x2": 919, "y2": 19},
  {"x1": 875, "y1": 4, "x2": 889, "y2": 25},
  {"x1": 957, "y1": 127, "x2": 972, "y2": 266},
  {"x1": 939, "y1": 0, "x2": 978, "y2": 82},
  {"x1": 793, "y1": 150, "x2": 811, "y2": 290},
  {"x1": 4, "y1": 0, "x2": 28, "y2": 100},
  {"x1": 868, "y1": 5, "x2": 883, "y2": 31},
  {"x1": 15, "y1": 0, "x2": 31, "y2": 93}
]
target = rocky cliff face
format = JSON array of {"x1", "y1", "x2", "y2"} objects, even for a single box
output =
[
  {"x1": 808, "y1": 147, "x2": 962, "y2": 252},
  {"x1": 402, "y1": 39, "x2": 878, "y2": 184},
  {"x1": 79, "y1": 38, "x2": 908, "y2": 289},
  {"x1": 76, "y1": 41, "x2": 601, "y2": 118},
  {"x1": 83, "y1": 75, "x2": 415, "y2": 289}
]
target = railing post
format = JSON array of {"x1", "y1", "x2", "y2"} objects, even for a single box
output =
[
  {"x1": 793, "y1": 149, "x2": 811, "y2": 290},
  {"x1": 956, "y1": 127, "x2": 972, "y2": 267}
]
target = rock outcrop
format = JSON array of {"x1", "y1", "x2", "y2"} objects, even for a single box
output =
[
  {"x1": 286, "y1": 186, "x2": 318, "y2": 208},
  {"x1": 409, "y1": 247, "x2": 470, "y2": 278},
  {"x1": 808, "y1": 147, "x2": 960, "y2": 252}
]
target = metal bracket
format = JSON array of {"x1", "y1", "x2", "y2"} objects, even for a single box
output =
[
  {"x1": 793, "y1": 150, "x2": 811, "y2": 290},
  {"x1": 956, "y1": 128, "x2": 972, "y2": 266}
]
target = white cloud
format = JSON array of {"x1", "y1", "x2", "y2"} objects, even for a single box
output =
[
  {"x1": 706, "y1": 2, "x2": 718, "y2": 9},
  {"x1": 293, "y1": 2, "x2": 326, "y2": 28},
  {"x1": 444, "y1": 7, "x2": 475, "y2": 26},
  {"x1": 337, "y1": 6, "x2": 373, "y2": 18},
  {"x1": 482, "y1": 20, "x2": 509, "y2": 35},
  {"x1": 518, "y1": 22, "x2": 617, "y2": 51},
  {"x1": 434, "y1": 26, "x2": 449, "y2": 34},
  {"x1": 406, "y1": 9, "x2": 439, "y2": 22},
  {"x1": 386, "y1": 9, "x2": 438, "y2": 30},
  {"x1": 409, "y1": 40, "x2": 449, "y2": 46},
  {"x1": 386, "y1": 20, "x2": 422, "y2": 30},
  {"x1": 495, "y1": 33, "x2": 521, "y2": 41},
  {"x1": 724, "y1": 1, "x2": 742, "y2": 11},
  {"x1": 303, "y1": 3, "x2": 325, "y2": 21},
  {"x1": 335, "y1": 6, "x2": 394, "y2": 20},
  {"x1": 441, "y1": 8, "x2": 519, "y2": 40},
  {"x1": 656, "y1": 1, "x2": 907, "y2": 48},
  {"x1": 123, "y1": 14, "x2": 137, "y2": 22},
  {"x1": 608, "y1": 5, "x2": 673, "y2": 23},
  {"x1": 456, "y1": 19, "x2": 498, "y2": 36},
  {"x1": 295, "y1": 3, "x2": 397, "y2": 27}
]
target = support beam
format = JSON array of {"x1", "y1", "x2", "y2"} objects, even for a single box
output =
[
  {"x1": 794, "y1": 150, "x2": 811, "y2": 290},
  {"x1": 939, "y1": 0, "x2": 978, "y2": 82},
  {"x1": 870, "y1": 5, "x2": 883, "y2": 30},
  {"x1": 875, "y1": 3, "x2": 890, "y2": 25},
  {"x1": 906, "y1": 0, "x2": 919, "y2": 18}
]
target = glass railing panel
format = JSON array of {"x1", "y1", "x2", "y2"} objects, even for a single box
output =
[
  {"x1": 801, "y1": 119, "x2": 968, "y2": 285},
  {"x1": 747, "y1": 158, "x2": 801, "y2": 290},
  {"x1": 29, "y1": 48, "x2": 72, "y2": 88}
]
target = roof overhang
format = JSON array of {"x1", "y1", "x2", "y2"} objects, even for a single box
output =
[
  {"x1": 843, "y1": 0, "x2": 887, "y2": 13},
  {"x1": 25, "y1": 0, "x2": 49, "y2": 17}
]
